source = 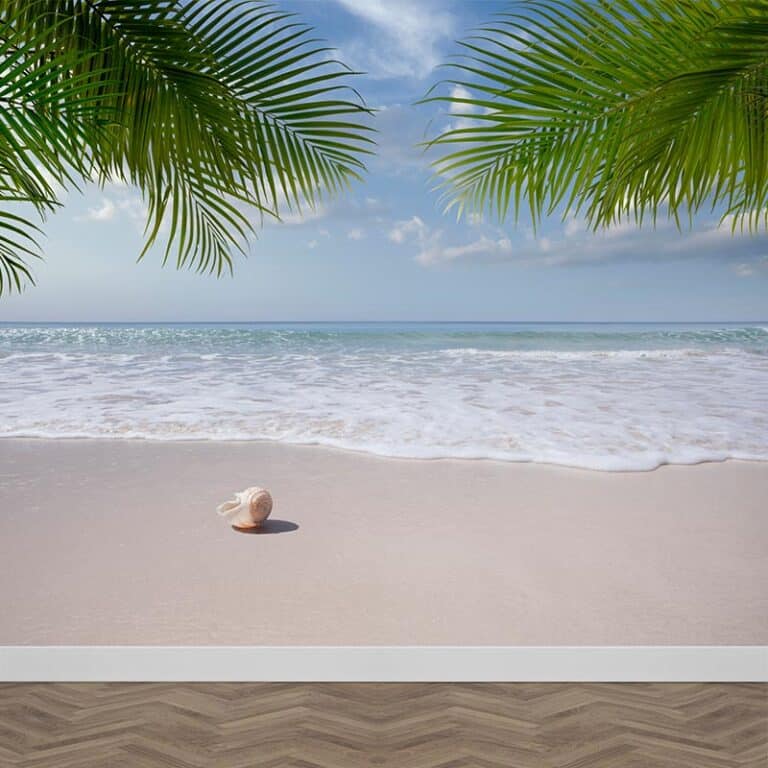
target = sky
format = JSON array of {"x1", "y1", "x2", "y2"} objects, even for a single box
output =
[{"x1": 1, "y1": 0, "x2": 767, "y2": 322}]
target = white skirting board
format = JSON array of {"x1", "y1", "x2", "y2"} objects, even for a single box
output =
[{"x1": 0, "y1": 646, "x2": 766, "y2": 682}]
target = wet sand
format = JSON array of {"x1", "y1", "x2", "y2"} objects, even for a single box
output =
[{"x1": 0, "y1": 438, "x2": 765, "y2": 645}]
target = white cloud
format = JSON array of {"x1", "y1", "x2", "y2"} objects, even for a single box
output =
[
  {"x1": 256, "y1": 182, "x2": 326, "y2": 227},
  {"x1": 389, "y1": 216, "x2": 429, "y2": 244},
  {"x1": 416, "y1": 235, "x2": 515, "y2": 266},
  {"x1": 468, "y1": 212, "x2": 484, "y2": 227},
  {"x1": 389, "y1": 215, "x2": 453, "y2": 266},
  {"x1": 564, "y1": 216, "x2": 585, "y2": 237},
  {"x1": 307, "y1": 239, "x2": 319, "y2": 250},
  {"x1": 448, "y1": 85, "x2": 472, "y2": 114},
  {"x1": 331, "y1": 0, "x2": 455, "y2": 79},
  {"x1": 116, "y1": 196, "x2": 147, "y2": 224},
  {"x1": 84, "y1": 198, "x2": 116, "y2": 222},
  {"x1": 389, "y1": 211, "x2": 768, "y2": 274},
  {"x1": 444, "y1": 84, "x2": 489, "y2": 132},
  {"x1": 75, "y1": 186, "x2": 148, "y2": 230},
  {"x1": 347, "y1": 227, "x2": 366, "y2": 241},
  {"x1": 733, "y1": 256, "x2": 768, "y2": 277},
  {"x1": 661, "y1": 214, "x2": 768, "y2": 254},
  {"x1": 264, "y1": 194, "x2": 388, "y2": 231},
  {"x1": 277, "y1": 203, "x2": 328, "y2": 227}
]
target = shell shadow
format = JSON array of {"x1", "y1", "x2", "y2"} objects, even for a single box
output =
[{"x1": 232, "y1": 519, "x2": 299, "y2": 535}]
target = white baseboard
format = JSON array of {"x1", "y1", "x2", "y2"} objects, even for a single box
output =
[{"x1": 1, "y1": 646, "x2": 766, "y2": 682}]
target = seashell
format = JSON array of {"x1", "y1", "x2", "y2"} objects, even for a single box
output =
[{"x1": 217, "y1": 486, "x2": 273, "y2": 530}]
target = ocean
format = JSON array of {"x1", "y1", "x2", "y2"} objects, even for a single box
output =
[{"x1": 1, "y1": 321, "x2": 766, "y2": 470}]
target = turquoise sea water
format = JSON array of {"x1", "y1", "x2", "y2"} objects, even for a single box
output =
[{"x1": 1, "y1": 322, "x2": 767, "y2": 470}]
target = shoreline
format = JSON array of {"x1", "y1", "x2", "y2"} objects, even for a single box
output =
[
  {"x1": 1, "y1": 435, "x2": 765, "y2": 473},
  {"x1": 1, "y1": 438, "x2": 766, "y2": 646}
]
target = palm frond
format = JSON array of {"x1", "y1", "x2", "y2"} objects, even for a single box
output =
[
  {"x1": 0, "y1": 202, "x2": 42, "y2": 294},
  {"x1": 425, "y1": 0, "x2": 768, "y2": 231},
  {"x1": 182, "y1": 1, "x2": 374, "y2": 210},
  {"x1": 0, "y1": 0, "x2": 373, "y2": 295},
  {"x1": 0, "y1": 2, "x2": 115, "y2": 292}
]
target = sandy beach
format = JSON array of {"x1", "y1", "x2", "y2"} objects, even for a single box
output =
[{"x1": 0, "y1": 438, "x2": 766, "y2": 646}]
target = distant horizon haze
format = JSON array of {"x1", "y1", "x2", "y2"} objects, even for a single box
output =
[{"x1": 2, "y1": 319, "x2": 768, "y2": 326}]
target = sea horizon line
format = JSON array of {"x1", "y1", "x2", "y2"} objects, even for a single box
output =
[{"x1": 2, "y1": 319, "x2": 767, "y2": 326}]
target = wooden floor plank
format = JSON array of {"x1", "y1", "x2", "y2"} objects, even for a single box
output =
[{"x1": 0, "y1": 684, "x2": 764, "y2": 767}]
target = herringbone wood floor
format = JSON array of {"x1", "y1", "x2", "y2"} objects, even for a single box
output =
[{"x1": 0, "y1": 683, "x2": 765, "y2": 767}]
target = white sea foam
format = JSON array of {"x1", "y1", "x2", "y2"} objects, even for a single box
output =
[{"x1": 1, "y1": 323, "x2": 767, "y2": 471}]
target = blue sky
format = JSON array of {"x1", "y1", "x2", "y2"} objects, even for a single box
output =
[{"x1": 1, "y1": 0, "x2": 767, "y2": 322}]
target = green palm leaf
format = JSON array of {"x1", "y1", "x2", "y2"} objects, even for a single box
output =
[
  {"x1": 0, "y1": 0, "x2": 373, "y2": 294},
  {"x1": 425, "y1": 0, "x2": 768, "y2": 232},
  {"x1": 0, "y1": 4, "x2": 115, "y2": 292}
]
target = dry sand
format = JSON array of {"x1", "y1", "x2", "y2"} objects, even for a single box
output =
[{"x1": 0, "y1": 438, "x2": 765, "y2": 645}]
